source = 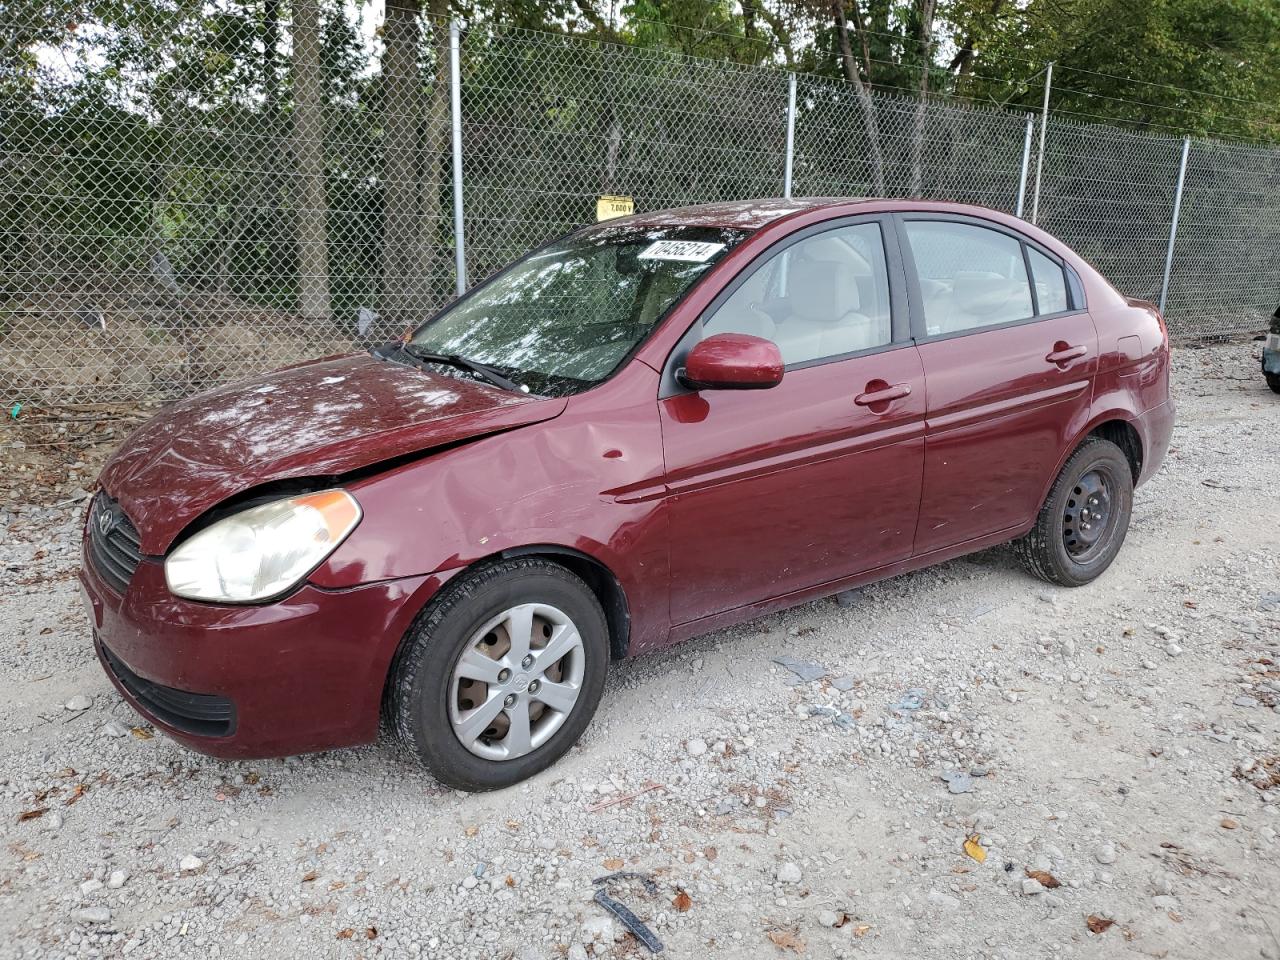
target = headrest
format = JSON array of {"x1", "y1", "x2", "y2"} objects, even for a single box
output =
[
  {"x1": 788, "y1": 259, "x2": 860, "y2": 322},
  {"x1": 952, "y1": 271, "x2": 1012, "y2": 314}
]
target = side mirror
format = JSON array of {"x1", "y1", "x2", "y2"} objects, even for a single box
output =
[{"x1": 679, "y1": 333, "x2": 784, "y2": 391}]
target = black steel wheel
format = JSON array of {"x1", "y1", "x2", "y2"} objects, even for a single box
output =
[{"x1": 1014, "y1": 437, "x2": 1134, "y2": 587}]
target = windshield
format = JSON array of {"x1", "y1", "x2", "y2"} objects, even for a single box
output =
[{"x1": 408, "y1": 224, "x2": 749, "y2": 396}]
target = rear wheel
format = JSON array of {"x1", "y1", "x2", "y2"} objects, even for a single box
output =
[
  {"x1": 1266, "y1": 372, "x2": 1280, "y2": 394},
  {"x1": 387, "y1": 558, "x2": 609, "y2": 791},
  {"x1": 1014, "y1": 436, "x2": 1134, "y2": 587}
]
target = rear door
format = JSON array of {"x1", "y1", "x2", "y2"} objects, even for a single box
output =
[
  {"x1": 659, "y1": 217, "x2": 926, "y2": 625},
  {"x1": 896, "y1": 215, "x2": 1098, "y2": 555}
]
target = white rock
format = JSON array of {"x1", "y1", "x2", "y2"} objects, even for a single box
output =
[
  {"x1": 580, "y1": 915, "x2": 616, "y2": 943},
  {"x1": 100, "y1": 720, "x2": 130, "y2": 738},
  {"x1": 777, "y1": 862, "x2": 802, "y2": 884},
  {"x1": 64, "y1": 694, "x2": 92, "y2": 711},
  {"x1": 107, "y1": 870, "x2": 128, "y2": 889},
  {"x1": 1094, "y1": 842, "x2": 1117, "y2": 865},
  {"x1": 1021, "y1": 878, "x2": 1045, "y2": 896},
  {"x1": 818, "y1": 909, "x2": 839, "y2": 926},
  {"x1": 686, "y1": 738, "x2": 708, "y2": 758},
  {"x1": 179, "y1": 855, "x2": 203, "y2": 872},
  {"x1": 80, "y1": 878, "x2": 103, "y2": 895},
  {"x1": 73, "y1": 907, "x2": 111, "y2": 924}
]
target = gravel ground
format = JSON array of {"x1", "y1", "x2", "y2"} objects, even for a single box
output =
[{"x1": 1, "y1": 340, "x2": 1278, "y2": 960}]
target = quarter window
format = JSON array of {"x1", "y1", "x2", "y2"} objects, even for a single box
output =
[
  {"x1": 904, "y1": 221, "x2": 1034, "y2": 336},
  {"x1": 702, "y1": 223, "x2": 892, "y2": 365},
  {"x1": 1027, "y1": 247, "x2": 1070, "y2": 314}
]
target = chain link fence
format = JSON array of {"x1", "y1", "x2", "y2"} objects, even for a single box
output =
[{"x1": 3, "y1": 10, "x2": 1279, "y2": 404}]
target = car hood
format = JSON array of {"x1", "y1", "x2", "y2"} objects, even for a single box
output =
[{"x1": 99, "y1": 353, "x2": 567, "y2": 554}]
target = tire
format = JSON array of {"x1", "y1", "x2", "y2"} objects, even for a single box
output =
[
  {"x1": 386, "y1": 558, "x2": 609, "y2": 791},
  {"x1": 1013, "y1": 436, "x2": 1134, "y2": 587},
  {"x1": 1266, "y1": 371, "x2": 1280, "y2": 394}
]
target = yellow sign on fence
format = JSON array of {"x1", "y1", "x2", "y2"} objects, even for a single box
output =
[{"x1": 596, "y1": 195, "x2": 635, "y2": 221}]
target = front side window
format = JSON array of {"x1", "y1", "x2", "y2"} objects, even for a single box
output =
[
  {"x1": 904, "y1": 221, "x2": 1034, "y2": 336},
  {"x1": 702, "y1": 222, "x2": 892, "y2": 366},
  {"x1": 410, "y1": 225, "x2": 749, "y2": 396}
]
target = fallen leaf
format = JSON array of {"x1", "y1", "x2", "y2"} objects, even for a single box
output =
[
  {"x1": 852, "y1": 924, "x2": 872, "y2": 937},
  {"x1": 505, "y1": 875, "x2": 515, "y2": 887},
  {"x1": 17, "y1": 808, "x2": 47, "y2": 823},
  {"x1": 464, "y1": 825, "x2": 478, "y2": 838},
  {"x1": 301, "y1": 871, "x2": 318, "y2": 883},
  {"x1": 602, "y1": 857, "x2": 624, "y2": 871},
  {"x1": 1024, "y1": 868, "x2": 1061, "y2": 889},
  {"x1": 130, "y1": 726, "x2": 153, "y2": 740},
  {"x1": 336, "y1": 928, "x2": 354, "y2": 940},
  {"x1": 1086, "y1": 915, "x2": 1115, "y2": 934},
  {"x1": 328, "y1": 881, "x2": 346, "y2": 891},
  {"x1": 65, "y1": 784, "x2": 86, "y2": 806},
  {"x1": 766, "y1": 928, "x2": 805, "y2": 953},
  {"x1": 1220, "y1": 818, "x2": 1239, "y2": 830},
  {"x1": 703, "y1": 846, "x2": 718, "y2": 861},
  {"x1": 365, "y1": 927, "x2": 378, "y2": 940},
  {"x1": 244, "y1": 771, "x2": 260, "y2": 785},
  {"x1": 963, "y1": 834, "x2": 987, "y2": 863},
  {"x1": 672, "y1": 890, "x2": 692, "y2": 913}
]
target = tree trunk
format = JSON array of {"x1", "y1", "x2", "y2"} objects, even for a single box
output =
[
  {"x1": 293, "y1": 0, "x2": 330, "y2": 321},
  {"x1": 380, "y1": 0, "x2": 451, "y2": 328},
  {"x1": 909, "y1": 0, "x2": 937, "y2": 197},
  {"x1": 263, "y1": 0, "x2": 281, "y2": 107},
  {"x1": 381, "y1": 0, "x2": 425, "y2": 327},
  {"x1": 833, "y1": 2, "x2": 885, "y2": 196},
  {"x1": 418, "y1": 0, "x2": 452, "y2": 304}
]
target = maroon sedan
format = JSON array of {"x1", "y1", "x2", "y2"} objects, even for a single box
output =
[{"x1": 81, "y1": 199, "x2": 1174, "y2": 790}]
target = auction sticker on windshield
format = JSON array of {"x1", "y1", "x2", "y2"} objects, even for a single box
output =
[{"x1": 637, "y1": 240, "x2": 725, "y2": 262}]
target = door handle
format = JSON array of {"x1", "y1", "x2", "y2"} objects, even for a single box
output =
[
  {"x1": 1046, "y1": 343, "x2": 1088, "y2": 365},
  {"x1": 854, "y1": 382, "x2": 912, "y2": 407}
]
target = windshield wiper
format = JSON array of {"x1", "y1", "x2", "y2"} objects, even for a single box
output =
[
  {"x1": 379, "y1": 342, "x2": 525, "y2": 393},
  {"x1": 406, "y1": 346, "x2": 525, "y2": 393}
]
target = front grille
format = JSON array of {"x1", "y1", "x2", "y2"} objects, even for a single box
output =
[
  {"x1": 88, "y1": 493, "x2": 143, "y2": 595},
  {"x1": 101, "y1": 643, "x2": 236, "y2": 738}
]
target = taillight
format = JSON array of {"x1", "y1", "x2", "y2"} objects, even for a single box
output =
[{"x1": 1153, "y1": 308, "x2": 1169, "y2": 346}]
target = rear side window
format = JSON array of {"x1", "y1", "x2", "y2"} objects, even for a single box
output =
[
  {"x1": 1027, "y1": 247, "x2": 1069, "y2": 314},
  {"x1": 904, "y1": 221, "x2": 1034, "y2": 336}
]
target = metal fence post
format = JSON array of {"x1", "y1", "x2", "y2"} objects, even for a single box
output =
[
  {"x1": 1015, "y1": 113, "x2": 1034, "y2": 217},
  {"x1": 1030, "y1": 61, "x2": 1053, "y2": 225},
  {"x1": 1159, "y1": 136, "x2": 1192, "y2": 315},
  {"x1": 783, "y1": 74, "x2": 797, "y2": 199},
  {"x1": 449, "y1": 20, "x2": 468, "y2": 295}
]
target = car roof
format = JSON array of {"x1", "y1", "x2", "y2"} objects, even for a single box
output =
[{"x1": 618, "y1": 196, "x2": 1008, "y2": 231}]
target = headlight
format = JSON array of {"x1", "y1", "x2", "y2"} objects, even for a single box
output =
[{"x1": 165, "y1": 489, "x2": 362, "y2": 603}]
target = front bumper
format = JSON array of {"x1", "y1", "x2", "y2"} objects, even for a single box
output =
[
  {"x1": 80, "y1": 541, "x2": 447, "y2": 759},
  {"x1": 1263, "y1": 333, "x2": 1280, "y2": 375}
]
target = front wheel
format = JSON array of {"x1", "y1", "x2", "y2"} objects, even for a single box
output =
[
  {"x1": 1266, "y1": 371, "x2": 1280, "y2": 394},
  {"x1": 1014, "y1": 436, "x2": 1134, "y2": 587},
  {"x1": 386, "y1": 558, "x2": 609, "y2": 791}
]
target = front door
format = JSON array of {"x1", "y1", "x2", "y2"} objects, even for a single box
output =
[
  {"x1": 659, "y1": 218, "x2": 926, "y2": 626},
  {"x1": 896, "y1": 215, "x2": 1099, "y2": 554}
]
